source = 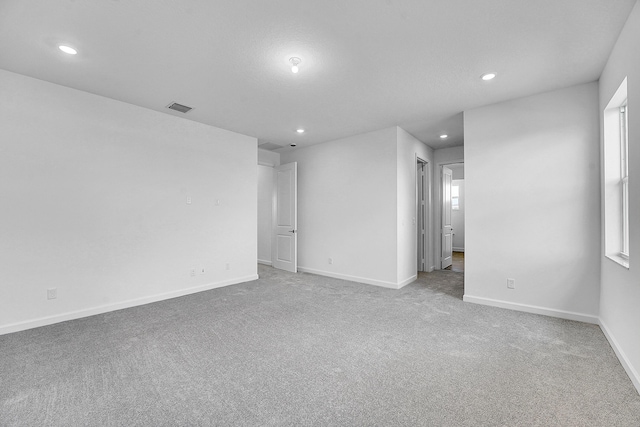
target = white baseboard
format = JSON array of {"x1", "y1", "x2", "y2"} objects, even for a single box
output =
[
  {"x1": 297, "y1": 266, "x2": 403, "y2": 289},
  {"x1": 599, "y1": 319, "x2": 640, "y2": 394},
  {"x1": 462, "y1": 295, "x2": 599, "y2": 324},
  {"x1": 0, "y1": 274, "x2": 259, "y2": 336},
  {"x1": 453, "y1": 247, "x2": 465, "y2": 252},
  {"x1": 397, "y1": 274, "x2": 417, "y2": 289},
  {"x1": 257, "y1": 259, "x2": 272, "y2": 266}
]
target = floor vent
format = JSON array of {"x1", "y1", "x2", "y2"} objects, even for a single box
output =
[{"x1": 166, "y1": 102, "x2": 193, "y2": 113}]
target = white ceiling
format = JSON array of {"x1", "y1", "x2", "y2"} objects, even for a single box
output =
[{"x1": 0, "y1": 0, "x2": 634, "y2": 152}]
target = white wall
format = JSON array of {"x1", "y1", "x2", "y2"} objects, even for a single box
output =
[
  {"x1": 450, "y1": 163, "x2": 464, "y2": 180},
  {"x1": 281, "y1": 126, "x2": 432, "y2": 287},
  {"x1": 282, "y1": 127, "x2": 399, "y2": 287},
  {"x1": 257, "y1": 165, "x2": 274, "y2": 264},
  {"x1": 434, "y1": 146, "x2": 464, "y2": 166},
  {"x1": 0, "y1": 70, "x2": 258, "y2": 334},
  {"x1": 258, "y1": 149, "x2": 281, "y2": 167},
  {"x1": 397, "y1": 127, "x2": 435, "y2": 281},
  {"x1": 433, "y1": 147, "x2": 464, "y2": 269},
  {"x1": 598, "y1": 0, "x2": 640, "y2": 392},
  {"x1": 452, "y1": 179, "x2": 465, "y2": 251},
  {"x1": 463, "y1": 82, "x2": 601, "y2": 322},
  {"x1": 257, "y1": 149, "x2": 280, "y2": 265}
]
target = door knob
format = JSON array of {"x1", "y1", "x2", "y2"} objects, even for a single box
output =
[{"x1": 289, "y1": 230, "x2": 296, "y2": 233}]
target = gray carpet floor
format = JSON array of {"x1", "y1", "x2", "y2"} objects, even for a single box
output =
[{"x1": 1, "y1": 265, "x2": 639, "y2": 426}]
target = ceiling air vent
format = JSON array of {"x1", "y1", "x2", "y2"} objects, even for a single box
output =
[
  {"x1": 258, "y1": 142, "x2": 284, "y2": 151},
  {"x1": 166, "y1": 102, "x2": 193, "y2": 113}
]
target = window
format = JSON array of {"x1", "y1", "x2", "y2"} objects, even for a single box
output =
[
  {"x1": 621, "y1": 103, "x2": 629, "y2": 258},
  {"x1": 603, "y1": 77, "x2": 629, "y2": 267},
  {"x1": 452, "y1": 185, "x2": 460, "y2": 210}
]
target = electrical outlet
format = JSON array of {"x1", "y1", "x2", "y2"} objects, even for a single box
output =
[
  {"x1": 186, "y1": 196, "x2": 192, "y2": 205},
  {"x1": 328, "y1": 257, "x2": 333, "y2": 265},
  {"x1": 226, "y1": 263, "x2": 230, "y2": 270},
  {"x1": 507, "y1": 278, "x2": 515, "y2": 289},
  {"x1": 47, "y1": 288, "x2": 57, "y2": 300},
  {"x1": 190, "y1": 268, "x2": 196, "y2": 277}
]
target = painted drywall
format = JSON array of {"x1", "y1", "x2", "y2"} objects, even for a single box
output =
[
  {"x1": 433, "y1": 147, "x2": 464, "y2": 269},
  {"x1": 397, "y1": 127, "x2": 435, "y2": 281},
  {"x1": 257, "y1": 165, "x2": 274, "y2": 264},
  {"x1": 452, "y1": 179, "x2": 465, "y2": 251},
  {"x1": 281, "y1": 126, "x2": 433, "y2": 288},
  {"x1": 257, "y1": 149, "x2": 280, "y2": 265},
  {"x1": 464, "y1": 82, "x2": 601, "y2": 322},
  {"x1": 0, "y1": 69, "x2": 258, "y2": 334},
  {"x1": 258, "y1": 149, "x2": 281, "y2": 167},
  {"x1": 434, "y1": 146, "x2": 464, "y2": 166},
  {"x1": 281, "y1": 127, "x2": 400, "y2": 287},
  {"x1": 450, "y1": 163, "x2": 464, "y2": 180},
  {"x1": 598, "y1": 0, "x2": 640, "y2": 392}
]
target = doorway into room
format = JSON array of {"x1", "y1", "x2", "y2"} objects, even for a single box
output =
[
  {"x1": 441, "y1": 163, "x2": 465, "y2": 273},
  {"x1": 417, "y1": 158, "x2": 429, "y2": 272},
  {"x1": 444, "y1": 252, "x2": 464, "y2": 272}
]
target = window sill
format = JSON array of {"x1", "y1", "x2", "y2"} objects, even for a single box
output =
[{"x1": 606, "y1": 253, "x2": 629, "y2": 269}]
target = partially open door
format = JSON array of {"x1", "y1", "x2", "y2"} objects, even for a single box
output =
[
  {"x1": 441, "y1": 165, "x2": 453, "y2": 269},
  {"x1": 272, "y1": 162, "x2": 297, "y2": 272}
]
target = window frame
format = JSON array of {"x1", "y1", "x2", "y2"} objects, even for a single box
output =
[
  {"x1": 603, "y1": 77, "x2": 629, "y2": 268},
  {"x1": 620, "y1": 102, "x2": 629, "y2": 259}
]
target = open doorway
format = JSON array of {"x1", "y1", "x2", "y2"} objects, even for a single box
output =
[
  {"x1": 416, "y1": 158, "x2": 429, "y2": 273},
  {"x1": 441, "y1": 163, "x2": 464, "y2": 272}
]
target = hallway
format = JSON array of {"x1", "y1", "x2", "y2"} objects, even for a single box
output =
[{"x1": 444, "y1": 251, "x2": 464, "y2": 272}]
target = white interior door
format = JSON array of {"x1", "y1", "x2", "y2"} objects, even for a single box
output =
[
  {"x1": 441, "y1": 165, "x2": 453, "y2": 269},
  {"x1": 272, "y1": 162, "x2": 297, "y2": 272}
]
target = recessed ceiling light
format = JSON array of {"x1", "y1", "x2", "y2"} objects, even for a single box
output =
[
  {"x1": 296, "y1": 129, "x2": 305, "y2": 134},
  {"x1": 481, "y1": 72, "x2": 496, "y2": 81},
  {"x1": 440, "y1": 134, "x2": 448, "y2": 139},
  {"x1": 58, "y1": 45, "x2": 77, "y2": 55}
]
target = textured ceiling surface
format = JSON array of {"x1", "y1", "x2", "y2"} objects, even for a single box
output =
[{"x1": 0, "y1": 0, "x2": 635, "y2": 151}]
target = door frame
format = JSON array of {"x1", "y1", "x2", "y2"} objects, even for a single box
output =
[
  {"x1": 271, "y1": 162, "x2": 298, "y2": 272},
  {"x1": 435, "y1": 160, "x2": 464, "y2": 270},
  {"x1": 416, "y1": 156, "x2": 430, "y2": 272},
  {"x1": 441, "y1": 165, "x2": 454, "y2": 269}
]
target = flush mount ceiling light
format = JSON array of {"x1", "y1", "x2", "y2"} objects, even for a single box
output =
[
  {"x1": 58, "y1": 45, "x2": 77, "y2": 55},
  {"x1": 296, "y1": 128, "x2": 305, "y2": 133},
  {"x1": 440, "y1": 134, "x2": 448, "y2": 139},
  {"x1": 481, "y1": 72, "x2": 496, "y2": 81},
  {"x1": 290, "y1": 57, "x2": 301, "y2": 73}
]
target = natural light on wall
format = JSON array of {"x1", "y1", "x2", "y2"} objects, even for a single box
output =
[
  {"x1": 603, "y1": 77, "x2": 629, "y2": 268},
  {"x1": 452, "y1": 185, "x2": 460, "y2": 210}
]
